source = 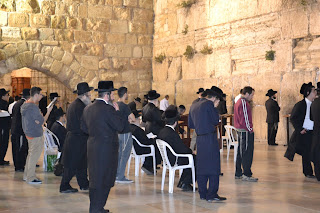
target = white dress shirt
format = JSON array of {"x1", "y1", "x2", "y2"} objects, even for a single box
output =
[
  {"x1": 160, "y1": 98, "x2": 169, "y2": 111},
  {"x1": 8, "y1": 101, "x2": 16, "y2": 115},
  {"x1": 165, "y1": 124, "x2": 175, "y2": 131},
  {"x1": 303, "y1": 98, "x2": 314, "y2": 130}
]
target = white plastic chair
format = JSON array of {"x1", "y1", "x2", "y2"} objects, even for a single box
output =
[
  {"x1": 127, "y1": 135, "x2": 156, "y2": 176},
  {"x1": 43, "y1": 127, "x2": 61, "y2": 171},
  {"x1": 217, "y1": 127, "x2": 228, "y2": 153},
  {"x1": 156, "y1": 139, "x2": 196, "y2": 193},
  {"x1": 224, "y1": 125, "x2": 239, "y2": 162}
]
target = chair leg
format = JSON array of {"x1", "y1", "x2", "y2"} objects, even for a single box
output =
[
  {"x1": 227, "y1": 144, "x2": 230, "y2": 160},
  {"x1": 161, "y1": 165, "x2": 166, "y2": 191},
  {"x1": 135, "y1": 157, "x2": 140, "y2": 176},
  {"x1": 127, "y1": 155, "x2": 132, "y2": 176},
  {"x1": 179, "y1": 169, "x2": 182, "y2": 178},
  {"x1": 191, "y1": 166, "x2": 196, "y2": 192},
  {"x1": 168, "y1": 170, "x2": 175, "y2": 193},
  {"x1": 152, "y1": 154, "x2": 156, "y2": 176}
]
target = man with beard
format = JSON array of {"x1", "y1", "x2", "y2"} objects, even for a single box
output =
[
  {"x1": 11, "y1": 89, "x2": 30, "y2": 171},
  {"x1": 59, "y1": 82, "x2": 92, "y2": 193},
  {"x1": 82, "y1": 81, "x2": 124, "y2": 213}
]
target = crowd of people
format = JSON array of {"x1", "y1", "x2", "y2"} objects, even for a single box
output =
[{"x1": 0, "y1": 80, "x2": 319, "y2": 212}]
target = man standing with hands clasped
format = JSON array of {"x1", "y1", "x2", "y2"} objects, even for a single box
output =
[
  {"x1": 265, "y1": 89, "x2": 280, "y2": 146},
  {"x1": 82, "y1": 81, "x2": 125, "y2": 213}
]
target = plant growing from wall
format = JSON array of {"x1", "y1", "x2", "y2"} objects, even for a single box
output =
[
  {"x1": 184, "y1": 45, "x2": 195, "y2": 59},
  {"x1": 182, "y1": 24, "x2": 188, "y2": 35},
  {"x1": 301, "y1": 0, "x2": 307, "y2": 6},
  {"x1": 265, "y1": 50, "x2": 276, "y2": 61},
  {"x1": 200, "y1": 44, "x2": 213, "y2": 55},
  {"x1": 154, "y1": 53, "x2": 166, "y2": 63},
  {"x1": 0, "y1": 0, "x2": 15, "y2": 11},
  {"x1": 177, "y1": 0, "x2": 196, "y2": 8}
]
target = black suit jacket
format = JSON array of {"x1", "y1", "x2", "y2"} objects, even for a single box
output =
[
  {"x1": 265, "y1": 98, "x2": 280, "y2": 123},
  {"x1": 130, "y1": 124, "x2": 155, "y2": 155},
  {"x1": 51, "y1": 121, "x2": 67, "y2": 152},
  {"x1": 158, "y1": 126, "x2": 192, "y2": 166},
  {"x1": 142, "y1": 103, "x2": 165, "y2": 135},
  {"x1": 311, "y1": 98, "x2": 320, "y2": 163},
  {"x1": 0, "y1": 99, "x2": 10, "y2": 130},
  {"x1": 11, "y1": 98, "x2": 26, "y2": 135}
]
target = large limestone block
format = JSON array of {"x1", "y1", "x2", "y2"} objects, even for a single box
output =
[
  {"x1": 142, "y1": 46, "x2": 152, "y2": 57},
  {"x1": 58, "y1": 65, "x2": 73, "y2": 82},
  {"x1": 107, "y1": 33, "x2": 126, "y2": 44},
  {"x1": 0, "y1": 61, "x2": 8, "y2": 75},
  {"x1": 71, "y1": 43, "x2": 88, "y2": 54},
  {"x1": 123, "y1": 0, "x2": 137, "y2": 7},
  {"x1": 54, "y1": 30, "x2": 74, "y2": 41},
  {"x1": 55, "y1": 2, "x2": 67, "y2": 16},
  {"x1": 110, "y1": 20, "x2": 128, "y2": 33},
  {"x1": 181, "y1": 53, "x2": 215, "y2": 80},
  {"x1": 50, "y1": 60, "x2": 64, "y2": 75},
  {"x1": 78, "y1": 4, "x2": 88, "y2": 18},
  {"x1": 167, "y1": 57, "x2": 182, "y2": 81},
  {"x1": 8, "y1": 13, "x2": 29, "y2": 27},
  {"x1": 100, "y1": 70, "x2": 122, "y2": 81},
  {"x1": 61, "y1": 51, "x2": 73, "y2": 65},
  {"x1": 123, "y1": 81, "x2": 139, "y2": 94},
  {"x1": 112, "y1": 58, "x2": 129, "y2": 71},
  {"x1": 99, "y1": 59, "x2": 111, "y2": 69},
  {"x1": 39, "y1": 28, "x2": 54, "y2": 40},
  {"x1": 133, "y1": 46, "x2": 142, "y2": 58},
  {"x1": 41, "y1": 1, "x2": 56, "y2": 15},
  {"x1": 41, "y1": 46, "x2": 53, "y2": 56},
  {"x1": 30, "y1": 14, "x2": 50, "y2": 28},
  {"x1": 87, "y1": 44, "x2": 103, "y2": 57},
  {"x1": 27, "y1": 41, "x2": 41, "y2": 53},
  {"x1": 104, "y1": 44, "x2": 132, "y2": 57},
  {"x1": 138, "y1": 80, "x2": 152, "y2": 92},
  {"x1": 21, "y1": 28, "x2": 38, "y2": 40},
  {"x1": 88, "y1": 5, "x2": 112, "y2": 19},
  {"x1": 280, "y1": 10, "x2": 308, "y2": 39},
  {"x1": 0, "y1": 50, "x2": 7, "y2": 61},
  {"x1": 214, "y1": 49, "x2": 231, "y2": 77},
  {"x1": 81, "y1": 56, "x2": 99, "y2": 70},
  {"x1": 52, "y1": 47, "x2": 64, "y2": 60},
  {"x1": 16, "y1": 0, "x2": 40, "y2": 13},
  {"x1": 32, "y1": 53, "x2": 44, "y2": 68},
  {"x1": 4, "y1": 44, "x2": 18, "y2": 57},
  {"x1": 5, "y1": 57, "x2": 19, "y2": 70},
  {"x1": 122, "y1": 70, "x2": 137, "y2": 81},
  {"x1": 127, "y1": 34, "x2": 137, "y2": 45},
  {"x1": 92, "y1": 32, "x2": 107, "y2": 43},
  {"x1": 41, "y1": 56, "x2": 54, "y2": 70},
  {"x1": 133, "y1": 9, "x2": 153, "y2": 22},
  {"x1": 67, "y1": 17, "x2": 82, "y2": 30},
  {"x1": 138, "y1": 35, "x2": 152, "y2": 45},
  {"x1": 74, "y1": 31, "x2": 92, "y2": 42},
  {"x1": 252, "y1": 106, "x2": 267, "y2": 142},
  {"x1": 0, "y1": 12, "x2": 8, "y2": 26},
  {"x1": 137, "y1": 69, "x2": 151, "y2": 80},
  {"x1": 129, "y1": 22, "x2": 147, "y2": 34},
  {"x1": 51, "y1": 16, "x2": 66, "y2": 29},
  {"x1": 114, "y1": 7, "x2": 131, "y2": 20},
  {"x1": 17, "y1": 41, "x2": 28, "y2": 53},
  {"x1": 139, "y1": 0, "x2": 153, "y2": 9},
  {"x1": 86, "y1": 19, "x2": 109, "y2": 32},
  {"x1": 70, "y1": 60, "x2": 81, "y2": 72},
  {"x1": 130, "y1": 58, "x2": 151, "y2": 70},
  {"x1": 1, "y1": 27, "x2": 21, "y2": 41},
  {"x1": 153, "y1": 58, "x2": 168, "y2": 81},
  {"x1": 15, "y1": 51, "x2": 33, "y2": 67}
]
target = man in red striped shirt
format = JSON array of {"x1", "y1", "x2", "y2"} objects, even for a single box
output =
[{"x1": 233, "y1": 86, "x2": 258, "y2": 182}]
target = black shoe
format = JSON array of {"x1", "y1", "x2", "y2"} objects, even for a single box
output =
[
  {"x1": 220, "y1": 173, "x2": 223, "y2": 176},
  {"x1": 200, "y1": 197, "x2": 206, "y2": 200},
  {"x1": 177, "y1": 180, "x2": 183, "y2": 188},
  {"x1": 15, "y1": 168, "x2": 24, "y2": 172},
  {"x1": 36, "y1": 164, "x2": 40, "y2": 167},
  {"x1": 60, "y1": 188, "x2": 78, "y2": 193},
  {"x1": 181, "y1": 183, "x2": 193, "y2": 192},
  {"x1": 27, "y1": 179, "x2": 42, "y2": 184},
  {"x1": 207, "y1": 195, "x2": 227, "y2": 202},
  {"x1": 103, "y1": 209, "x2": 110, "y2": 213},
  {"x1": 0, "y1": 161, "x2": 9, "y2": 166},
  {"x1": 269, "y1": 143, "x2": 278, "y2": 146},
  {"x1": 80, "y1": 186, "x2": 89, "y2": 191},
  {"x1": 141, "y1": 166, "x2": 154, "y2": 175},
  {"x1": 305, "y1": 175, "x2": 316, "y2": 179}
]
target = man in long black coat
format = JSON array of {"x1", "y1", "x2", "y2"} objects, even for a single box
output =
[
  {"x1": 60, "y1": 83, "x2": 93, "y2": 193},
  {"x1": 0, "y1": 88, "x2": 11, "y2": 166},
  {"x1": 285, "y1": 83, "x2": 317, "y2": 178},
  {"x1": 82, "y1": 81, "x2": 124, "y2": 213},
  {"x1": 310, "y1": 86, "x2": 320, "y2": 181},
  {"x1": 142, "y1": 90, "x2": 164, "y2": 135},
  {"x1": 50, "y1": 108, "x2": 67, "y2": 152},
  {"x1": 47, "y1": 92, "x2": 61, "y2": 130},
  {"x1": 189, "y1": 89, "x2": 226, "y2": 202},
  {"x1": 265, "y1": 89, "x2": 280, "y2": 146},
  {"x1": 11, "y1": 89, "x2": 30, "y2": 171}
]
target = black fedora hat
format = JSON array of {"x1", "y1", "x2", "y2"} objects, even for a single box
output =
[
  {"x1": 0, "y1": 88, "x2": 9, "y2": 97},
  {"x1": 300, "y1": 82, "x2": 312, "y2": 95},
  {"x1": 196, "y1": 88, "x2": 204, "y2": 94},
  {"x1": 95, "y1": 81, "x2": 117, "y2": 92},
  {"x1": 74, "y1": 82, "x2": 94, "y2": 95},
  {"x1": 49, "y1": 92, "x2": 60, "y2": 100},
  {"x1": 21, "y1": 88, "x2": 30, "y2": 97},
  {"x1": 266, "y1": 89, "x2": 277, "y2": 97},
  {"x1": 163, "y1": 105, "x2": 180, "y2": 123},
  {"x1": 206, "y1": 89, "x2": 223, "y2": 101},
  {"x1": 147, "y1": 90, "x2": 160, "y2": 100},
  {"x1": 134, "y1": 97, "x2": 141, "y2": 103},
  {"x1": 211, "y1": 86, "x2": 223, "y2": 95}
]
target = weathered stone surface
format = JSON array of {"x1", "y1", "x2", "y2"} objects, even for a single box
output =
[
  {"x1": 52, "y1": 47, "x2": 64, "y2": 60},
  {"x1": 54, "y1": 30, "x2": 74, "y2": 41},
  {"x1": 0, "y1": 0, "x2": 15, "y2": 12},
  {"x1": 4, "y1": 44, "x2": 17, "y2": 57},
  {"x1": 112, "y1": 58, "x2": 129, "y2": 70},
  {"x1": 138, "y1": 35, "x2": 152, "y2": 45},
  {"x1": 100, "y1": 70, "x2": 122, "y2": 81},
  {"x1": 129, "y1": 22, "x2": 147, "y2": 34},
  {"x1": 41, "y1": 56, "x2": 54, "y2": 70},
  {"x1": 126, "y1": 34, "x2": 137, "y2": 45},
  {"x1": 88, "y1": 5, "x2": 112, "y2": 19},
  {"x1": 0, "y1": 12, "x2": 8, "y2": 26},
  {"x1": 0, "y1": 50, "x2": 7, "y2": 61},
  {"x1": 137, "y1": 69, "x2": 151, "y2": 80},
  {"x1": 16, "y1": 0, "x2": 40, "y2": 13},
  {"x1": 86, "y1": 19, "x2": 109, "y2": 32},
  {"x1": 67, "y1": 17, "x2": 82, "y2": 30},
  {"x1": 74, "y1": 31, "x2": 92, "y2": 42},
  {"x1": 70, "y1": 60, "x2": 81, "y2": 72},
  {"x1": 32, "y1": 53, "x2": 44, "y2": 68},
  {"x1": 105, "y1": 44, "x2": 132, "y2": 57},
  {"x1": 61, "y1": 51, "x2": 73, "y2": 65},
  {"x1": 50, "y1": 60, "x2": 64, "y2": 74},
  {"x1": 41, "y1": 1, "x2": 56, "y2": 15},
  {"x1": 30, "y1": 14, "x2": 50, "y2": 28},
  {"x1": 130, "y1": 58, "x2": 151, "y2": 70},
  {"x1": 122, "y1": 70, "x2": 137, "y2": 82},
  {"x1": 21, "y1": 28, "x2": 38, "y2": 40},
  {"x1": 71, "y1": 43, "x2": 87, "y2": 54},
  {"x1": 133, "y1": 46, "x2": 142, "y2": 58},
  {"x1": 92, "y1": 32, "x2": 107, "y2": 43},
  {"x1": 51, "y1": 16, "x2": 66, "y2": 29},
  {"x1": 123, "y1": 0, "x2": 138, "y2": 7},
  {"x1": 39, "y1": 28, "x2": 54, "y2": 40},
  {"x1": 87, "y1": 44, "x2": 103, "y2": 56},
  {"x1": 133, "y1": 9, "x2": 153, "y2": 22},
  {"x1": 139, "y1": 0, "x2": 153, "y2": 9},
  {"x1": 107, "y1": 33, "x2": 126, "y2": 44},
  {"x1": 17, "y1": 41, "x2": 28, "y2": 53},
  {"x1": 142, "y1": 46, "x2": 152, "y2": 57},
  {"x1": 27, "y1": 41, "x2": 41, "y2": 53},
  {"x1": 16, "y1": 51, "x2": 33, "y2": 67},
  {"x1": 8, "y1": 13, "x2": 29, "y2": 27},
  {"x1": 114, "y1": 7, "x2": 131, "y2": 20},
  {"x1": 1, "y1": 27, "x2": 21, "y2": 40},
  {"x1": 78, "y1": 4, "x2": 88, "y2": 18},
  {"x1": 81, "y1": 56, "x2": 99, "y2": 70},
  {"x1": 99, "y1": 59, "x2": 111, "y2": 69},
  {"x1": 167, "y1": 57, "x2": 182, "y2": 81},
  {"x1": 110, "y1": 20, "x2": 128, "y2": 33}
]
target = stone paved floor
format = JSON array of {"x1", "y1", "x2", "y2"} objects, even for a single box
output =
[{"x1": 0, "y1": 143, "x2": 320, "y2": 213}]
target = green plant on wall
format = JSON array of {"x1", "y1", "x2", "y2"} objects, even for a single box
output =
[
  {"x1": 200, "y1": 44, "x2": 213, "y2": 55},
  {"x1": 184, "y1": 45, "x2": 195, "y2": 59},
  {"x1": 154, "y1": 53, "x2": 166, "y2": 63},
  {"x1": 265, "y1": 50, "x2": 276, "y2": 61},
  {"x1": 182, "y1": 24, "x2": 188, "y2": 35},
  {"x1": 0, "y1": 0, "x2": 15, "y2": 11},
  {"x1": 177, "y1": 0, "x2": 196, "y2": 8},
  {"x1": 301, "y1": 0, "x2": 307, "y2": 6}
]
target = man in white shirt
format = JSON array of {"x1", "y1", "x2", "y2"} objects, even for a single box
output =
[
  {"x1": 8, "y1": 96, "x2": 20, "y2": 115},
  {"x1": 159, "y1": 95, "x2": 169, "y2": 111}
]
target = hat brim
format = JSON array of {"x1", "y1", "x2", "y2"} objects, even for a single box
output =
[
  {"x1": 265, "y1": 91, "x2": 277, "y2": 97},
  {"x1": 94, "y1": 88, "x2": 118, "y2": 92},
  {"x1": 73, "y1": 87, "x2": 94, "y2": 94},
  {"x1": 147, "y1": 93, "x2": 160, "y2": 100}
]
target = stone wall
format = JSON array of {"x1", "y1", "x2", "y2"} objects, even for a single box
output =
[
  {"x1": 152, "y1": 0, "x2": 320, "y2": 144},
  {"x1": 0, "y1": 0, "x2": 153, "y2": 100}
]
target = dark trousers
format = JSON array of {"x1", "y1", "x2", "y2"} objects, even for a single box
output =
[
  {"x1": 235, "y1": 132, "x2": 254, "y2": 177},
  {"x1": 314, "y1": 162, "x2": 320, "y2": 181},
  {"x1": 0, "y1": 128, "x2": 10, "y2": 162},
  {"x1": 197, "y1": 175, "x2": 219, "y2": 200},
  {"x1": 177, "y1": 154, "x2": 196, "y2": 185},
  {"x1": 89, "y1": 187, "x2": 111, "y2": 213},
  {"x1": 142, "y1": 146, "x2": 162, "y2": 169},
  {"x1": 60, "y1": 167, "x2": 89, "y2": 190},
  {"x1": 267, "y1": 123, "x2": 278, "y2": 145},
  {"x1": 302, "y1": 131, "x2": 313, "y2": 176},
  {"x1": 11, "y1": 134, "x2": 28, "y2": 170}
]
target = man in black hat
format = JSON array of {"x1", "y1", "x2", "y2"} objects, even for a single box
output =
[
  {"x1": 0, "y1": 88, "x2": 11, "y2": 165},
  {"x1": 82, "y1": 81, "x2": 125, "y2": 213},
  {"x1": 50, "y1": 108, "x2": 67, "y2": 152},
  {"x1": 142, "y1": 90, "x2": 165, "y2": 135},
  {"x1": 47, "y1": 92, "x2": 61, "y2": 130},
  {"x1": 265, "y1": 89, "x2": 281, "y2": 146},
  {"x1": 128, "y1": 97, "x2": 141, "y2": 115},
  {"x1": 158, "y1": 105, "x2": 196, "y2": 191},
  {"x1": 60, "y1": 82, "x2": 92, "y2": 193},
  {"x1": 189, "y1": 89, "x2": 226, "y2": 202},
  {"x1": 192, "y1": 88, "x2": 205, "y2": 104},
  {"x1": 11, "y1": 89, "x2": 30, "y2": 171},
  {"x1": 285, "y1": 83, "x2": 318, "y2": 178}
]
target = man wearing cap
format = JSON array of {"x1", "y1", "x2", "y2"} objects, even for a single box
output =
[
  {"x1": 11, "y1": 89, "x2": 30, "y2": 171},
  {"x1": 50, "y1": 108, "x2": 67, "y2": 152},
  {"x1": 189, "y1": 89, "x2": 226, "y2": 202},
  {"x1": 60, "y1": 82, "x2": 92, "y2": 193},
  {"x1": 142, "y1": 90, "x2": 165, "y2": 135},
  {"x1": 285, "y1": 83, "x2": 318, "y2": 178},
  {"x1": 82, "y1": 81, "x2": 124, "y2": 213},
  {"x1": 128, "y1": 97, "x2": 141, "y2": 114},
  {"x1": 47, "y1": 92, "x2": 61, "y2": 130},
  {"x1": 311, "y1": 84, "x2": 320, "y2": 181},
  {"x1": 265, "y1": 89, "x2": 281, "y2": 146},
  {"x1": 192, "y1": 88, "x2": 205, "y2": 104},
  {"x1": 0, "y1": 88, "x2": 11, "y2": 165}
]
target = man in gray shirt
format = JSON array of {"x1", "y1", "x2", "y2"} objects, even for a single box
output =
[{"x1": 21, "y1": 87, "x2": 53, "y2": 184}]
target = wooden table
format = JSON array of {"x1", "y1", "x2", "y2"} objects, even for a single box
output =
[
  {"x1": 217, "y1": 114, "x2": 234, "y2": 148},
  {"x1": 177, "y1": 114, "x2": 191, "y2": 148}
]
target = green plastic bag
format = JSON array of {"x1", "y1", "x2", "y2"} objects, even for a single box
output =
[{"x1": 47, "y1": 155, "x2": 57, "y2": 172}]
